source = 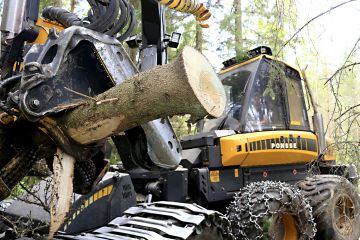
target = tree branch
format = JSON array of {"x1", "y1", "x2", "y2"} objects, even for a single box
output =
[
  {"x1": 335, "y1": 103, "x2": 360, "y2": 121},
  {"x1": 277, "y1": 0, "x2": 358, "y2": 55}
]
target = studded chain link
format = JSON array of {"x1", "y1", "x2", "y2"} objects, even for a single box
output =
[{"x1": 226, "y1": 181, "x2": 316, "y2": 240}]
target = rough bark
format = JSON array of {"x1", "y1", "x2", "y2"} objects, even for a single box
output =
[{"x1": 56, "y1": 46, "x2": 226, "y2": 145}]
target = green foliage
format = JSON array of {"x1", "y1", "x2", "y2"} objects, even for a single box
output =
[
  {"x1": 108, "y1": 139, "x2": 121, "y2": 165},
  {"x1": 10, "y1": 176, "x2": 42, "y2": 199},
  {"x1": 165, "y1": 9, "x2": 198, "y2": 61},
  {"x1": 170, "y1": 115, "x2": 197, "y2": 140},
  {"x1": 219, "y1": 0, "x2": 297, "y2": 58},
  {"x1": 40, "y1": 0, "x2": 80, "y2": 12}
]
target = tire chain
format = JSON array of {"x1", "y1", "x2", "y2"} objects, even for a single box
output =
[
  {"x1": 226, "y1": 181, "x2": 317, "y2": 240},
  {"x1": 202, "y1": 210, "x2": 235, "y2": 240}
]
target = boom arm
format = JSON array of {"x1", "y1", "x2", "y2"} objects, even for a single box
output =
[{"x1": 113, "y1": 0, "x2": 183, "y2": 171}]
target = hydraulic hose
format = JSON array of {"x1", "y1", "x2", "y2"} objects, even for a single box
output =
[
  {"x1": 158, "y1": 0, "x2": 211, "y2": 28},
  {"x1": 42, "y1": 7, "x2": 82, "y2": 27},
  {"x1": 84, "y1": 0, "x2": 119, "y2": 32},
  {"x1": 41, "y1": 0, "x2": 136, "y2": 39},
  {"x1": 116, "y1": 3, "x2": 136, "y2": 41}
]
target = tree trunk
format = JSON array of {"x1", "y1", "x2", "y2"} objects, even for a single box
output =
[
  {"x1": 129, "y1": 49, "x2": 138, "y2": 63},
  {"x1": 70, "y1": 0, "x2": 77, "y2": 12},
  {"x1": 53, "y1": 0, "x2": 63, "y2": 7},
  {"x1": 55, "y1": 46, "x2": 226, "y2": 145},
  {"x1": 195, "y1": 24, "x2": 203, "y2": 52},
  {"x1": 233, "y1": 0, "x2": 243, "y2": 58}
]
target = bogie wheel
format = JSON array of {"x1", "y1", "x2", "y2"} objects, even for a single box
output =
[
  {"x1": 297, "y1": 175, "x2": 360, "y2": 240},
  {"x1": 226, "y1": 181, "x2": 316, "y2": 240}
]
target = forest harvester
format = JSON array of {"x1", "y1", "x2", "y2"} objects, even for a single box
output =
[{"x1": 0, "y1": 0, "x2": 359, "y2": 239}]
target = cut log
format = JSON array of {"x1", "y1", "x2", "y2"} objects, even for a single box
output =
[
  {"x1": 48, "y1": 148, "x2": 75, "y2": 239},
  {"x1": 56, "y1": 46, "x2": 226, "y2": 145}
]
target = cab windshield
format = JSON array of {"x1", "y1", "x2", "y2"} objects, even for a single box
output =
[
  {"x1": 244, "y1": 60, "x2": 287, "y2": 132},
  {"x1": 197, "y1": 60, "x2": 258, "y2": 132},
  {"x1": 196, "y1": 57, "x2": 309, "y2": 133}
]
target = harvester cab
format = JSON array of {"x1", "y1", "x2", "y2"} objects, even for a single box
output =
[
  {"x1": 201, "y1": 46, "x2": 310, "y2": 133},
  {"x1": 194, "y1": 46, "x2": 337, "y2": 170}
]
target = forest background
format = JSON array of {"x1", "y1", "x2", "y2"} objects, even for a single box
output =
[{"x1": 1, "y1": 0, "x2": 359, "y2": 184}]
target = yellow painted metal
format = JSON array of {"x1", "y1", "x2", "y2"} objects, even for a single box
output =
[
  {"x1": 12, "y1": 62, "x2": 23, "y2": 71},
  {"x1": 31, "y1": 18, "x2": 65, "y2": 45},
  {"x1": 234, "y1": 169, "x2": 239, "y2": 177},
  {"x1": 169, "y1": 0, "x2": 181, "y2": 8},
  {"x1": 291, "y1": 121, "x2": 301, "y2": 126},
  {"x1": 210, "y1": 170, "x2": 220, "y2": 182},
  {"x1": 175, "y1": 0, "x2": 186, "y2": 10},
  {"x1": 219, "y1": 54, "x2": 303, "y2": 79},
  {"x1": 220, "y1": 130, "x2": 320, "y2": 167},
  {"x1": 182, "y1": 0, "x2": 192, "y2": 11},
  {"x1": 282, "y1": 215, "x2": 299, "y2": 240},
  {"x1": 219, "y1": 55, "x2": 263, "y2": 74},
  {"x1": 0, "y1": 113, "x2": 16, "y2": 125},
  {"x1": 97, "y1": 190, "x2": 103, "y2": 198},
  {"x1": 63, "y1": 184, "x2": 114, "y2": 227},
  {"x1": 108, "y1": 185, "x2": 113, "y2": 193},
  {"x1": 93, "y1": 192, "x2": 98, "y2": 201},
  {"x1": 158, "y1": 0, "x2": 211, "y2": 28},
  {"x1": 159, "y1": 0, "x2": 170, "y2": 4}
]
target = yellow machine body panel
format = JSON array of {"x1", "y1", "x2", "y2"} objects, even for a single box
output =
[
  {"x1": 219, "y1": 54, "x2": 303, "y2": 78},
  {"x1": 13, "y1": 19, "x2": 64, "y2": 72},
  {"x1": 31, "y1": 18, "x2": 65, "y2": 45},
  {"x1": 220, "y1": 130, "x2": 320, "y2": 167}
]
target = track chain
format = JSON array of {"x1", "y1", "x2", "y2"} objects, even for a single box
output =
[{"x1": 55, "y1": 201, "x2": 235, "y2": 240}]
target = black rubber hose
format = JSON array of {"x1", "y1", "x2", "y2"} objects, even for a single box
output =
[
  {"x1": 106, "y1": 0, "x2": 128, "y2": 36},
  {"x1": 0, "y1": 74, "x2": 21, "y2": 100},
  {"x1": 84, "y1": 0, "x2": 119, "y2": 32},
  {"x1": 88, "y1": 0, "x2": 106, "y2": 20},
  {"x1": 117, "y1": 2, "x2": 136, "y2": 41},
  {"x1": 42, "y1": 6, "x2": 82, "y2": 27},
  {"x1": 0, "y1": 75, "x2": 21, "y2": 90},
  {"x1": 42, "y1": 0, "x2": 134, "y2": 38}
]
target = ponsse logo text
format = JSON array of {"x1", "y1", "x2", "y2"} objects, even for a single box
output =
[{"x1": 271, "y1": 142, "x2": 297, "y2": 149}]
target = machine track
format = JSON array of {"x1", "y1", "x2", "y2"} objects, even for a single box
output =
[{"x1": 55, "y1": 201, "x2": 234, "y2": 240}]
